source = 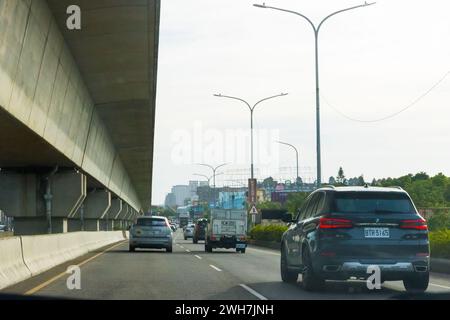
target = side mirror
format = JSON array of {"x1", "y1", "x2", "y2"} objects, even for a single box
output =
[{"x1": 281, "y1": 212, "x2": 293, "y2": 223}]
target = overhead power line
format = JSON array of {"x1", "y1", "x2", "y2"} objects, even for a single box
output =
[{"x1": 321, "y1": 70, "x2": 450, "y2": 123}]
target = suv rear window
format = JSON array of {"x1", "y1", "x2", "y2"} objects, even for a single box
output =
[
  {"x1": 333, "y1": 192, "x2": 415, "y2": 214},
  {"x1": 136, "y1": 218, "x2": 167, "y2": 226}
]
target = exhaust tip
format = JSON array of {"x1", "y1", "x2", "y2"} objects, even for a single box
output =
[
  {"x1": 323, "y1": 265, "x2": 340, "y2": 272},
  {"x1": 414, "y1": 265, "x2": 428, "y2": 272}
]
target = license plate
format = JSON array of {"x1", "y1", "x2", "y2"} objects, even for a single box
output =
[
  {"x1": 364, "y1": 227, "x2": 390, "y2": 238},
  {"x1": 236, "y1": 243, "x2": 246, "y2": 249}
]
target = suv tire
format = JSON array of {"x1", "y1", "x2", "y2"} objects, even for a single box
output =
[
  {"x1": 403, "y1": 272, "x2": 429, "y2": 293},
  {"x1": 166, "y1": 246, "x2": 173, "y2": 253},
  {"x1": 193, "y1": 237, "x2": 198, "y2": 244},
  {"x1": 129, "y1": 246, "x2": 135, "y2": 252},
  {"x1": 280, "y1": 245, "x2": 298, "y2": 283},
  {"x1": 301, "y1": 248, "x2": 325, "y2": 291}
]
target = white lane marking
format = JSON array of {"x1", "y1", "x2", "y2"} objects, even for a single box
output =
[
  {"x1": 430, "y1": 282, "x2": 450, "y2": 290},
  {"x1": 247, "y1": 247, "x2": 280, "y2": 256},
  {"x1": 195, "y1": 255, "x2": 202, "y2": 260},
  {"x1": 239, "y1": 284, "x2": 268, "y2": 300},
  {"x1": 180, "y1": 246, "x2": 184, "y2": 249},
  {"x1": 186, "y1": 249, "x2": 191, "y2": 252},
  {"x1": 209, "y1": 264, "x2": 222, "y2": 272}
]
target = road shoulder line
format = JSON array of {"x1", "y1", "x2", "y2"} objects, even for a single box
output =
[{"x1": 239, "y1": 284, "x2": 268, "y2": 300}]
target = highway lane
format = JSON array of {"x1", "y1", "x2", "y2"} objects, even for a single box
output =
[{"x1": 2, "y1": 230, "x2": 450, "y2": 300}]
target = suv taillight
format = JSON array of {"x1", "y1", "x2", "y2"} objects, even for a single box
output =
[
  {"x1": 319, "y1": 217, "x2": 353, "y2": 229},
  {"x1": 400, "y1": 218, "x2": 428, "y2": 230}
]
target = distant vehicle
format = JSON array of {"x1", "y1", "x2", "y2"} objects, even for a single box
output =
[
  {"x1": 0, "y1": 225, "x2": 6, "y2": 232},
  {"x1": 170, "y1": 224, "x2": 176, "y2": 232},
  {"x1": 205, "y1": 209, "x2": 247, "y2": 253},
  {"x1": 177, "y1": 206, "x2": 190, "y2": 228},
  {"x1": 129, "y1": 216, "x2": 173, "y2": 253},
  {"x1": 179, "y1": 213, "x2": 189, "y2": 229},
  {"x1": 280, "y1": 186, "x2": 430, "y2": 293},
  {"x1": 193, "y1": 218, "x2": 208, "y2": 244},
  {"x1": 184, "y1": 223, "x2": 195, "y2": 240}
]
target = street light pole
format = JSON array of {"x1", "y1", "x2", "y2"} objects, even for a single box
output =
[
  {"x1": 253, "y1": 2, "x2": 375, "y2": 188},
  {"x1": 196, "y1": 163, "x2": 228, "y2": 207},
  {"x1": 194, "y1": 172, "x2": 224, "y2": 209},
  {"x1": 196, "y1": 163, "x2": 228, "y2": 189},
  {"x1": 213, "y1": 93, "x2": 288, "y2": 180},
  {"x1": 276, "y1": 140, "x2": 299, "y2": 191}
]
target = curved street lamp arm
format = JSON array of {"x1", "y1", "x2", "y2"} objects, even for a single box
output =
[
  {"x1": 276, "y1": 140, "x2": 298, "y2": 154},
  {"x1": 214, "y1": 163, "x2": 228, "y2": 172},
  {"x1": 317, "y1": 2, "x2": 376, "y2": 32},
  {"x1": 196, "y1": 163, "x2": 215, "y2": 172},
  {"x1": 254, "y1": 4, "x2": 316, "y2": 32},
  {"x1": 214, "y1": 94, "x2": 252, "y2": 112},
  {"x1": 253, "y1": 93, "x2": 288, "y2": 110},
  {"x1": 193, "y1": 173, "x2": 211, "y2": 181}
]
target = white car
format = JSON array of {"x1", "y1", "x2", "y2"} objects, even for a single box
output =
[{"x1": 183, "y1": 223, "x2": 195, "y2": 240}]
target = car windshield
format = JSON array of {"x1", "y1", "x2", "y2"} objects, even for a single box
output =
[
  {"x1": 136, "y1": 218, "x2": 167, "y2": 227},
  {"x1": 333, "y1": 192, "x2": 416, "y2": 214}
]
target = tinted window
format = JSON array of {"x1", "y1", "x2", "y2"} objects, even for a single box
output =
[
  {"x1": 302, "y1": 194, "x2": 319, "y2": 220},
  {"x1": 312, "y1": 192, "x2": 326, "y2": 217},
  {"x1": 295, "y1": 201, "x2": 308, "y2": 221},
  {"x1": 136, "y1": 218, "x2": 167, "y2": 226},
  {"x1": 333, "y1": 192, "x2": 415, "y2": 214}
]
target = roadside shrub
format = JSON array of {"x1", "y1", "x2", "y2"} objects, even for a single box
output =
[
  {"x1": 426, "y1": 211, "x2": 450, "y2": 231},
  {"x1": 250, "y1": 224, "x2": 288, "y2": 242},
  {"x1": 429, "y1": 229, "x2": 450, "y2": 259}
]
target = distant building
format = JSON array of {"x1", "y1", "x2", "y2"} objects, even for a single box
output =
[
  {"x1": 218, "y1": 188, "x2": 247, "y2": 209},
  {"x1": 171, "y1": 185, "x2": 191, "y2": 206},
  {"x1": 164, "y1": 193, "x2": 176, "y2": 207},
  {"x1": 188, "y1": 181, "x2": 199, "y2": 196}
]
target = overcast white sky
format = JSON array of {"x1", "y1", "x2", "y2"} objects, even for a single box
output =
[{"x1": 152, "y1": 0, "x2": 450, "y2": 205}]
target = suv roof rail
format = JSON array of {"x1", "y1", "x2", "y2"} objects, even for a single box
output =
[
  {"x1": 388, "y1": 186, "x2": 403, "y2": 190},
  {"x1": 321, "y1": 185, "x2": 336, "y2": 189}
]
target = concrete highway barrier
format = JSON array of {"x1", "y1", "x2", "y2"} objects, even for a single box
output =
[
  {"x1": 0, "y1": 237, "x2": 32, "y2": 290},
  {"x1": 0, "y1": 231, "x2": 126, "y2": 290}
]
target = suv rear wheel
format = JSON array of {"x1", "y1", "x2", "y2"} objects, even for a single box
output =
[
  {"x1": 301, "y1": 248, "x2": 325, "y2": 291},
  {"x1": 280, "y1": 246, "x2": 298, "y2": 283},
  {"x1": 403, "y1": 272, "x2": 429, "y2": 293}
]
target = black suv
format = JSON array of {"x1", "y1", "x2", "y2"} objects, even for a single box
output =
[{"x1": 280, "y1": 186, "x2": 430, "y2": 293}]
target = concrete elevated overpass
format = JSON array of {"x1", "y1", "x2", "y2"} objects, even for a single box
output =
[{"x1": 0, "y1": 0, "x2": 160, "y2": 234}]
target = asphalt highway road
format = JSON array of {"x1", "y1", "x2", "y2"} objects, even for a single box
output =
[{"x1": 2, "y1": 230, "x2": 450, "y2": 300}]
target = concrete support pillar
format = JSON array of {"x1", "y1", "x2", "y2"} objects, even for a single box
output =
[
  {"x1": 110, "y1": 198, "x2": 123, "y2": 231},
  {"x1": 0, "y1": 171, "x2": 86, "y2": 235},
  {"x1": 70, "y1": 189, "x2": 111, "y2": 232},
  {"x1": 116, "y1": 202, "x2": 130, "y2": 230}
]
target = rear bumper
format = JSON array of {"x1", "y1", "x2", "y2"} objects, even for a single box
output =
[
  {"x1": 130, "y1": 237, "x2": 172, "y2": 248},
  {"x1": 208, "y1": 236, "x2": 246, "y2": 249},
  {"x1": 312, "y1": 256, "x2": 429, "y2": 280}
]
